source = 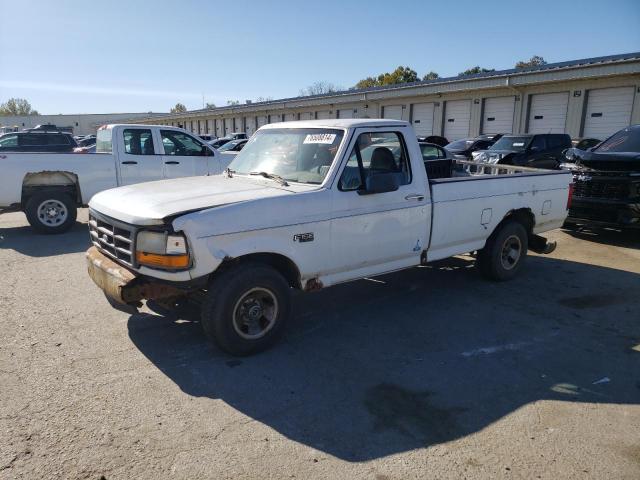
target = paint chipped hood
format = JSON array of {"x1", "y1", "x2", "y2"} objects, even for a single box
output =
[{"x1": 89, "y1": 174, "x2": 298, "y2": 226}]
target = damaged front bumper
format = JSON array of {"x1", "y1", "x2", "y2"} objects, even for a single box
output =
[{"x1": 85, "y1": 246, "x2": 189, "y2": 309}]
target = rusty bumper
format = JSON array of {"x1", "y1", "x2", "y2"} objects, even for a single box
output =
[{"x1": 85, "y1": 246, "x2": 185, "y2": 306}]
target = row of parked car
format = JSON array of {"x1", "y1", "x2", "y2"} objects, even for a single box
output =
[{"x1": 1, "y1": 120, "x2": 638, "y2": 230}]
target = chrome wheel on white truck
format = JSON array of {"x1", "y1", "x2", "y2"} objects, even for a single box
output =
[{"x1": 25, "y1": 190, "x2": 77, "y2": 234}]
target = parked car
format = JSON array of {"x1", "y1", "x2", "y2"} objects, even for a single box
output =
[
  {"x1": 0, "y1": 124, "x2": 232, "y2": 233},
  {"x1": 417, "y1": 135, "x2": 449, "y2": 147},
  {"x1": 0, "y1": 131, "x2": 78, "y2": 153},
  {"x1": 562, "y1": 124, "x2": 640, "y2": 229},
  {"x1": 85, "y1": 118, "x2": 571, "y2": 356},
  {"x1": 217, "y1": 139, "x2": 248, "y2": 152},
  {"x1": 198, "y1": 134, "x2": 214, "y2": 141},
  {"x1": 473, "y1": 133, "x2": 571, "y2": 169},
  {"x1": 572, "y1": 138, "x2": 601, "y2": 151},
  {"x1": 209, "y1": 132, "x2": 248, "y2": 149},
  {"x1": 77, "y1": 135, "x2": 96, "y2": 147},
  {"x1": 445, "y1": 134, "x2": 503, "y2": 160}
]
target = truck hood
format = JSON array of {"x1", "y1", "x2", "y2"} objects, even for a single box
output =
[
  {"x1": 89, "y1": 175, "x2": 297, "y2": 226},
  {"x1": 573, "y1": 150, "x2": 640, "y2": 172}
]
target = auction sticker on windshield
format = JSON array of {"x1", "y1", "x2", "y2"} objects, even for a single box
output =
[{"x1": 303, "y1": 133, "x2": 337, "y2": 144}]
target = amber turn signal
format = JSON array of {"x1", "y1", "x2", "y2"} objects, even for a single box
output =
[{"x1": 136, "y1": 251, "x2": 190, "y2": 269}]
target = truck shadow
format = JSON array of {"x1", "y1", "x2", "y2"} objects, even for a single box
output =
[
  {"x1": 127, "y1": 255, "x2": 640, "y2": 461},
  {"x1": 0, "y1": 221, "x2": 89, "y2": 256}
]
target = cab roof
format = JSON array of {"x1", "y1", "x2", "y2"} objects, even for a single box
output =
[{"x1": 260, "y1": 119, "x2": 410, "y2": 130}]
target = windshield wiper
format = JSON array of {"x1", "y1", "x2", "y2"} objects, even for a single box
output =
[{"x1": 249, "y1": 171, "x2": 289, "y2": 186}]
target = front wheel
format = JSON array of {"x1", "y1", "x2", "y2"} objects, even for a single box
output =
[
  {"x1": 476, "y1": 221, "x2": 528, "y2": 281},
  {"x1": 25, "y1": 190, "x2": 77, "y2": 234},
  {"x1": 201, "y1": 263, "x2": 291, "y2": 356}
]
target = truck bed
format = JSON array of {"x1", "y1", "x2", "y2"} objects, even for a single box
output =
[{"x1": 426, "y1": 161, "x2": 572, "y2": 261}]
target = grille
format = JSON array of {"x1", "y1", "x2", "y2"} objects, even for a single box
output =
[
  {"x1": 88, "y1": 212, "x2": 136, "y2": 267},
  {"x1": 572, "y1": 176, "x2": 630, "y2": 200}
]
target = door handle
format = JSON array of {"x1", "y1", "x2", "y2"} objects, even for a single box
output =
[
  {"x1": 122, "y1": 161, "x2": 137, "y2": 165},
  {"x1": 164, "y1": 161, "x2": 180, "y2": 165},
  {"x1": 405, "y1": 194, "x2": 425, "y2": 201}
]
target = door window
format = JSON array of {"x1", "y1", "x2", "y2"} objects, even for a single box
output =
[
  {"x1": 123, "y1": 129, "x2": 155, "y2": 155},
  {"x1": 161, "y1": 130, "x2": 206, "y2": 156},
  {"x1": 339, "y1": 132, "x2": 411, "y2": 191},
  {"x1": 20, "y1": 134, "x2": 47, "y2": 146},
  {"x1": 0, "y1": 134, "x2": 18, "y2": 147},
  {"x1": 45, "y1": 134, "x2": 70, "y2": 145},
  {"x1": 530, "y1": 136, "x2": 547, "y2": 151}
]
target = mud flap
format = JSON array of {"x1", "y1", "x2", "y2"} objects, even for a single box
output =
[{"x1": 529, "y1": 234, "x2": 557, "y2": 254}]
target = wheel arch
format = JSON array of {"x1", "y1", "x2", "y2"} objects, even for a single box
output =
[
  {"x1": 495, "y1": 207, "x2": 535, "y2": 237},
  {"x1": 21, "y1": 171, "x2": 81, "y2": 207},
  {"x1": 214, "y1": 252, "x2": 303, "y2": 290}
]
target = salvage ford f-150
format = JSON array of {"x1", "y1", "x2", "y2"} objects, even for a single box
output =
[
  {"x1": 85, "y1": 119, "x2": 572, "y2": 356},
  {"x1": 0, "y1": 124, "x2": 231, "y2": 233}
]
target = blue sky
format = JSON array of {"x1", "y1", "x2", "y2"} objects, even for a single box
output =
[{"x1": 1, "y1": 0, "x2": 638, "y2": 114}]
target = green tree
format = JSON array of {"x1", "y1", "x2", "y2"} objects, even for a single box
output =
[
  {"x1": 227, "y1": 100, "x2": 240, "y2": 105},
  {"x1": 354, "y1": 66, "x2": 419, "y2": 89},
  {"x1": 458, "y1": 66, "x2": 495, "y2": 76},
  {"x1": 205, "y1": 102, "x2": 216, "y2": 109},
  {"x1": 0, "y1": 98, "x2": 39, "y2": 115},
  {"x1": 170, "y1": 103, "x2": 187, "y2": 113},
  {"x1": 423, "y1": 71, "x2": 440, "y2": 81},
  {"x1": 515, "y1": 55, "x2": 547, "y2": 69}
]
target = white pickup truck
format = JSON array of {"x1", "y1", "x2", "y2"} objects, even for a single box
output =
[
  {"x1": 85, "y1": 119, "x2": 572, "y2": 356},
  {"x1": 0, "y1": 124, "x2": 230, "y2": 233}
]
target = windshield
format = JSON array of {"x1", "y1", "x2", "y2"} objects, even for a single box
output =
[
  {"x1": 595, "y1": 128, "x2": 640, "y2": 153},
  {"x1": 445, "y1": 138, "x2": 474, "y2": 150},
  {"x1": 229, "y1": 128, "x2": 344, "y2": 184},
  {"x1": 218, "y1": 140, "x2": 241, "y2": 152},
  {"x1": 490, "y1": 136, "x2": 530, "y2": 151}
]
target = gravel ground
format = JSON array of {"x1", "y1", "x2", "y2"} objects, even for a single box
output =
[{"x1": 1, "y1": 209, "x2": 639, "y2": 480}]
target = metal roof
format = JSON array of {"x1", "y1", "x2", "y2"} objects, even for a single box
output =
[{"x1": 153, "y1": 51, "x2": 640, "y2": 120}]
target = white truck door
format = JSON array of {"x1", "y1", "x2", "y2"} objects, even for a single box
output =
[
  {"x1": 159, "y1": 129, "x2": 210, "y2": 178},
  {"x1": 329, "y1": 129, "x2": 427, "y2": 273},
  {"x1": 119, "y1": 127, "x2": 164, "y2": 186}
]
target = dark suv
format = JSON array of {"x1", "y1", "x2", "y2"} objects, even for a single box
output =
[
  {"x1": 475, "y1": 133, "x2": 571, "y2": 169},
  {"x1": 563, "y1": 124, "x2": 640, "y2": 229},
  {"x1": 0, "y1": 131, "x2": 78, "y2": 153}
]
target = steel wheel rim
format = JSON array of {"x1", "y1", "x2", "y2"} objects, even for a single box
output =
[
  {"x1": 500, "y1": 234, "x2": 522, "y2": 270},
  {"x1": 232, "y1": 287, "x2": 279, "y2": 340},
  {"x1": 37, "y1": 199, "x2": 68, "y2": 227}
]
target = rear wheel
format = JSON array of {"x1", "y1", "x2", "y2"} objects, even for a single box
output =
[
  {"x1": 477, "y1": 221, "x2": 528, "y2": 281},
  {"x1": 201, "y1": 263, "x2": 291, "y2": 356},
  {"x1": 25, "y1": 190, "x2": 77, "y2": 234}
]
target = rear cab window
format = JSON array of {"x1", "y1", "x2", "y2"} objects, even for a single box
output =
[{"x1": 96, "y1": 127, "x2": 113, "y2": 153}]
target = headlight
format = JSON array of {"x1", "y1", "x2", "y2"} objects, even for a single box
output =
[
  {"x1": 474, "y1": 152, "x2": 488, "y2": 162},
  {"x1": 486, "y1": 153, "x2": 503, "y2": 164},
  {"x1": 136, "y1": 231, "x2": 190, "y2": 269}
]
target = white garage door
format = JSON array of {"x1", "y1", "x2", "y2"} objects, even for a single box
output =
[
  {"x1": 316, "y1": 110, "x2": 332, "y2": 120},
  {"x1": 299, "y1": 112, "x2": 314, "y2": 120},
  {"x1": 583, "y1": 87, "x2": 635, "y2": 139},
  {"x1": 284, "y1": 113, "x2": 296, "y2": 122},
  {"x1": 382, "y1": 105, "x2": 404, "y2": 120},
  {"x1": 234, "y1": 117, "x2": 243, "y2": 133},
  {"x1": 528, "y1": 92, "x2": 569, "y2": 134},
  {"x1": 338, "y1": 108, "x2": 355, "y2": 119},
  {"x1": 223, "y1": 118, "x2": 233, "y2": 134},
  {"x1": 257, "y1": 116, "x2": 268, "y2": 128},
  {"x1": 482, "y1": 96, "x2": 515, "y2": 134},
  {"x1": 411, "y1": 103, "x2": 434, "y2": 136},
  {"x1": 215, "y1": 120, "x2": 222, "y2": 137},
  {"x1": 444, "y1": 100, "x2": 471, "y2": 140},
  {"x1": 268, "y1": 114, "x2": 281, "y2": 124},
  {"x1": 245, "y1": 117, "x2": 256, "y2": 135}
]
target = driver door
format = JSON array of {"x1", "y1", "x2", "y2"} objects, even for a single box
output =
[
  {"x1": 329, "y1": 130, "x2": 428, "y2": 275},
  {"x1": 160, "y1": 130, "x2": 214, "y2": 178}
]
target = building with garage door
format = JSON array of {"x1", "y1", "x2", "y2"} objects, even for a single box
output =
[{"x1": 135, "y1": 52, "x2": 640, "y2": 142}]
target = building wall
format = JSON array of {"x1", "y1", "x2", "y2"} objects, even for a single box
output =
[
  {"x1": 138, "y1": 70, "x2": 640, "y2": 141},
  {"x1": 0, "y1": 112, "x2": 164, "y2": 136}
]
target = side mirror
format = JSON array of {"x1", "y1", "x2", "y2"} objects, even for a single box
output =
[{"x1": 359, "y1": 172, "x2": 400, "y2": 195}]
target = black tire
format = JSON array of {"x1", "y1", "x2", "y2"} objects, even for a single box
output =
[
  {"x1": 25, "y1": 190, "x2": 77, "y2": 234},
  {"x1": 201, "y1": 262, "x2": 291, "y2": 356},
  {"x1": 476, "y1": 221, "x2": 528, "y2": 281}
]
